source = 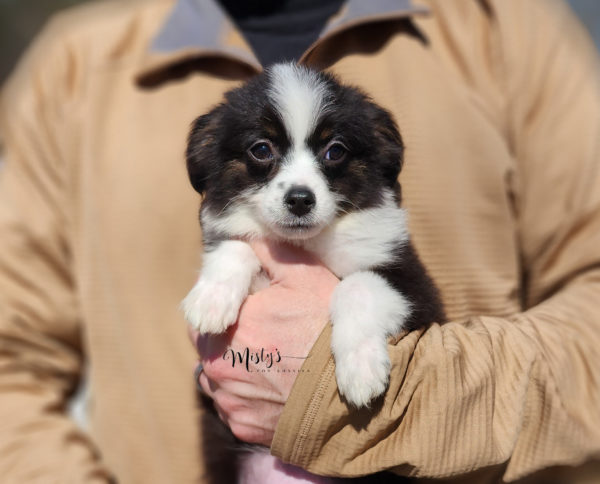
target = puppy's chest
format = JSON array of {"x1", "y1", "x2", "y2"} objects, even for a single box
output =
[{"x1": 301, "y1": 205, "x2": 409, "y2": 278}]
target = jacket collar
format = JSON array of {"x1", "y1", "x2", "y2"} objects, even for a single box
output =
[{"x1": 136, "y1": 0, "x2": 429, "y2": 85}]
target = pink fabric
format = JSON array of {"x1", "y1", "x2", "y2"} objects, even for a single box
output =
[{"x1": 239, "y1": 452, "x2": 337, "y2": 484}]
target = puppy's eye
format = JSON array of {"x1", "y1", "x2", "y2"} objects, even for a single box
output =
[
  {"x1": 324, "y1": 142, "x2": 348, "y2": 165},
  {"x1": 248, "y1": 142, "x2": 274, "y2": 162}
]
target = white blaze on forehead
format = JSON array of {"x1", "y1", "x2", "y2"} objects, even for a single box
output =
[{"x1": 267, "y1": 63, "x2": 330, "y2": 146}]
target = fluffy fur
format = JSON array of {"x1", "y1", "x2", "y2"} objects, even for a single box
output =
[{"x1": 182, "y1": 63, "x2": 445, "y2": 482}]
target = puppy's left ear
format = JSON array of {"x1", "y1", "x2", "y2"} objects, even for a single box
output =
[
  {"x1": 372, "y1": 106, "x2": 404, "y2": 186},
  {"x1": 186, "y1": 111, "x2": 219, "y2": 194}
]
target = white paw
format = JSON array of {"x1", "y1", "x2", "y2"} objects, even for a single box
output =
[
  {"x1": 333, "y1": 337, "x2": 390, "y2": 408},
  {"x1": 181, "y1": 278, "x2": 246, "y2": 334},
  {"x1": 329, "y1": 271, "x2": 412, "y2": 408}
]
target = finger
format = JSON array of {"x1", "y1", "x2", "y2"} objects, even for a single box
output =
[
  {"x1": 212, "y1": 403, "x2": 230, "y2": 428},
  {"x1": 191, "y1": 330, "x2": 232, "y2": 361},
  {"x1": 249, "y1": 239, "x2": 323, "y2": 280},
  {"x1": 197, "y1": 368, "x2": 242, "y2": 433},
  {"x1": 251, "y1": 239, "x2": 320, "y2": 265},
  {"x1": 206, "y1": 378, "x2": 286, "y2": 405},
  {"x1": 198, "y1": 367, "x2": 216, "y2": 398},
  {"x1": 188, "y1": 327, "x2": 209, "y2": 358},
  {"x1": 226, "y1": 402, "x2": 281, "y2": 432},
  {"x1": 194, "y1": 362, "x2": 205, "y2": 394},
  {"x1": 227, "y1": 420, "x2": 274, "y2": 446}
]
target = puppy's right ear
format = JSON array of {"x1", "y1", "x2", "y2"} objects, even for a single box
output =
[{"x1": 186, "y1": 112, "x2": 218, "y2": 194}]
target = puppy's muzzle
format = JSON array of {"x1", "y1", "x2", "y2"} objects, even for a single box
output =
[{"x1": 284, "y1": 186, "x2": 316, "y2": 217}]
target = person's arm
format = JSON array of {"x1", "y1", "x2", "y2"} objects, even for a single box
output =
[
  {"x1": 271, "y1": 0, "x2": 600, "y2": 481},
  {"x1": 0, "y1": 20, "x2": 113, "y2": 483}
]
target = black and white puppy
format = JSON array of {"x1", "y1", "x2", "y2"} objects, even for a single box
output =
[{"x1": 182, "y1": 63, "x2": 445, "y2": 409}]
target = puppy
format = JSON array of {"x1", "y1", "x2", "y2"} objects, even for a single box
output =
[{"x1": 182, "y1": 63, "x2": 445, "y2": 482}]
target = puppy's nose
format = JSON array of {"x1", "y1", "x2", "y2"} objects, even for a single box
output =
[{"x1": 284, "y1": 187, "x2": 316, "y2": 216}]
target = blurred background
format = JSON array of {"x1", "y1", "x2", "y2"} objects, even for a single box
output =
[{"x1": 1, "y1": 0, "x2": 599, "y2": 86}]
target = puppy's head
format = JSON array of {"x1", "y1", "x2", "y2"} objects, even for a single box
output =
[{"x1": 187, "y1": 63, "x2": 404, "y2": 241}]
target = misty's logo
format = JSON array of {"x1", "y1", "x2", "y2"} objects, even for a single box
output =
[{"x1": 222, "y1": 347, "x2": 308, "y2": 372}]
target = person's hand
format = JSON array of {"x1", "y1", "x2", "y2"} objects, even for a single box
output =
[{"x1": 189, "y1": 239, "x2": 339, "y2": 446}]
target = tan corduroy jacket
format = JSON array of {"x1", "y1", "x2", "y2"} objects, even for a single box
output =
[{"x1": 0, "y1": 0, "x2": 599, "y2": 483}]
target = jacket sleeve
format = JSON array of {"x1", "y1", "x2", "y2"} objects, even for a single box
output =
[
  {"x1": 271, "y1": 1, "x2": 600, "y2": 481},
  {"x1": 0, "y1": 19, "x2": 114, "y2": 483}
]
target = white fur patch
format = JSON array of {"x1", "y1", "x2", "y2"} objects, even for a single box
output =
[
  {"x1": 181, "y1": 240, "x2": 260, "y2": 333},
  {"x1": 305, "y1": 189, "x2": 409, "y2": 277},
  {"x1": 330, "y1": 270, "x2": 412, "y2": 407},
  {"x1": 267, "y1": 63, "x2": 330, "y2": 146},
  {"x1": 201, "y1": 190, "x2": 267, "y2": 240}
]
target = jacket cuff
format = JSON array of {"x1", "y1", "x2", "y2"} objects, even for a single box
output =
[{"x1": 271, "y1": 323, "x2": 336, "y2": 469}]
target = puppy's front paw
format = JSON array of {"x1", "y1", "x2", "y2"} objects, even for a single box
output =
[
  {"x1": 333, "y1": 338, "x2": 390, "y2": 408},
  {"x1": 330, "y1": 271, "x2": 412, "y2": 408},
  {"x1": 182, "y1": 278, "x2": 246, "y2": 334}
]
